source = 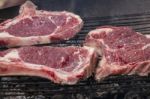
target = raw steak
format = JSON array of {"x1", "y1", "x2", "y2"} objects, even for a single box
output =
[
  {"x1": 0, "y1": 46, "x2": 96, "y2": 84},
  {"x1": 85, "y1": 26, "x2": 150, "y2": 80},
  {"x1": 0, "y1": 1, "x2": 83, "y2": 47}
]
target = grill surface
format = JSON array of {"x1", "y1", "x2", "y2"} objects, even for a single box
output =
[{"x1": 0, "y1": 12, "x2": 150, "y2": 99}]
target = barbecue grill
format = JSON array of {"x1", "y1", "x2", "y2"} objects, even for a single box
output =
[{"x1": 0, "y1": 0, "x2": 150, "y2": 99}]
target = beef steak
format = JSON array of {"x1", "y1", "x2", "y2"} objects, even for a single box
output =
[
  {"x1": 0, "y1": 46, "x2": 96, "y2": 84},
  {"x1": 85, "y1": 26, "x2": 150, "y2": 80},
  {"x1": 0, "y1": 1, "x2": 83, "y2": 47}
]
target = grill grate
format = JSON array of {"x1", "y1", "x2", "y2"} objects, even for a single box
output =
[{"x1": 0, "y1": 12, "x2": 150, "y2": 99}]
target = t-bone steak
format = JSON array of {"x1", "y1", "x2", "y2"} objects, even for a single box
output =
[
  {"x1": 0, "y1": 1, "x2": 83, "y2": 47},
  {"x1": 85, "y1": 26, "x2": 150, "y2": 80},
  {"x1": 0, "y1": 46, "x2": 96, "y2": 84}
]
